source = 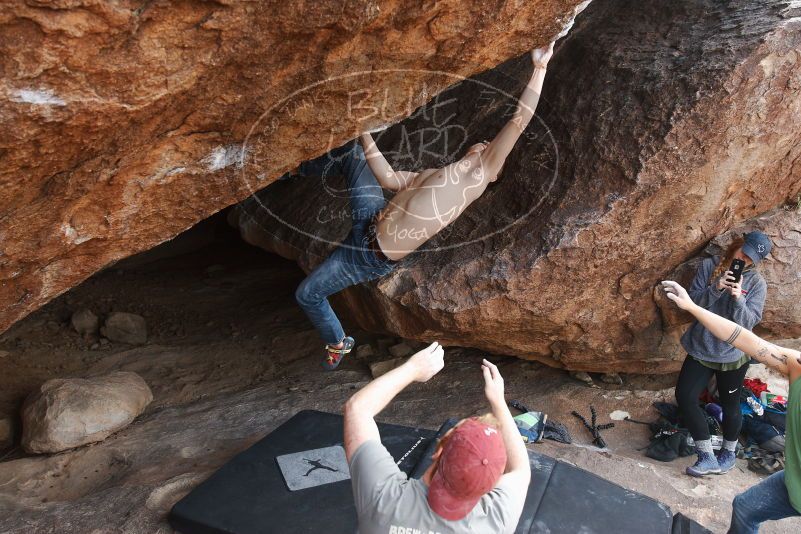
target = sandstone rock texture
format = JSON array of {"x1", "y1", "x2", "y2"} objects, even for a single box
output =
[
  {"x1": 0, "y1": 0, "x2": 590, "y2": 334},
  {"x1": 234, "y1": 0, "x2": 801, "y2": 372},
  {"x1": 21, "y1": 371, "x2": 152, "y2": 453}
]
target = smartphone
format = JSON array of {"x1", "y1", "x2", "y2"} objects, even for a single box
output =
[{"x1": 729, "y1": 258, "x2": 746, "y2": 284}]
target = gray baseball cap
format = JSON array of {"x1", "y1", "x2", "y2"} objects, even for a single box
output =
[{"x1": 741, "y1": 231, "x2": 772, "y2": 264}]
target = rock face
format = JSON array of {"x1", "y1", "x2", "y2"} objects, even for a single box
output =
[
  {"x1": 234, "y1": 0, "x2": 801, "y2": 372},
  {"x1": 0, "y1": 0, "x2": 590, "y2": 334},
  {"x1": 21, "y1": 371, "x2": 153, "y2": 454}
]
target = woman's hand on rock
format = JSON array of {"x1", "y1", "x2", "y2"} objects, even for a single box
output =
[{"x1": 662, "y1": 280, "x2": 694, "y2": 311}]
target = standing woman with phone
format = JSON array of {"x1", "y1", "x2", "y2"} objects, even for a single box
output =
[{"x1": 675, "y1": 231, "x2": 773, "y2": 477}]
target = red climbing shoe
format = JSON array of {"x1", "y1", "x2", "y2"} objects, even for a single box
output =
[{"x1": 322, "y1": 336, "x2": 355, "y2": 371}]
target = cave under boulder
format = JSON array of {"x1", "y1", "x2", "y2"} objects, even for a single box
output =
[
  {"x1": 0, "y1": 0, "x2": 591, "y2": 334},
  {"x1": 233, "y1": 0, "x2": 801, "y2": 372}
]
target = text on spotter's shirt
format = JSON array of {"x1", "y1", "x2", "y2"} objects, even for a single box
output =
[{"x1": 349, "y1": 440, "x2": 526, "y2": 534}]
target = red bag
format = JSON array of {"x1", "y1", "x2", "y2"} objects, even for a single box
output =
[{"x1": 743, "y1": 378, "x2": 768, "y2": 398}]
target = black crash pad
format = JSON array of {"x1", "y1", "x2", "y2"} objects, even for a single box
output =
[
  {"x1": 672, "y1": 513, "x2": 713, "y2": 534},
  {"x1": 170, "y1": 410, "x2": 676, "y2": 534},
  {"x1": 524, "y1": 456, "x2": 672, "y2": 533},
  {"x1": 170, "y1": 410, "x2": 435, "y2": 534}
]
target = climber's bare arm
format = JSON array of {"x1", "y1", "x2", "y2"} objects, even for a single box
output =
[
  {"x1": 482, "y1": 43, "x2": 553, "y2": 178},
  {"x1": 360, "y1": 132, "x2": 418, "y2": 192},
  {"x1": 662, "y1": 281, "x2": 801, "y2": 382}
]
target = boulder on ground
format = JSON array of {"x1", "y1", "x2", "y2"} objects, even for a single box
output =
[
  {"x1": 355, "y1": 344, "x2": 374, "y2": 360},
  {"x1": 571, "y1": 371, "x2": 594, "y2": 385},
  {"x1": 71, "y1": 309, "x2": 99, "y2": 336},
  {"x1": 388, "y1": 343, "x2": 414, "y2": 358},
  {"x1": 369, "y1": 358, "x2": 407, "y2": 379},
  {"x1": 601, "y1": 373, "x2": 624, "y2": 386},
  {"x1": 101, "y1": 312, "x2": 147, "y2": 345},
  {"x1": 21, "y1": 371, "x2": 153, "y2": 454}
]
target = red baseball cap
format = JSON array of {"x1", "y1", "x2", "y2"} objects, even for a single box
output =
[{"x1": 427, "y1": 418, "x2": 507, "y2": 520}]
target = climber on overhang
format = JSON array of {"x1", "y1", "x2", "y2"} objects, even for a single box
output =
[{"x1": 290, "y1": 43, "x2": 555, "y2": 370}]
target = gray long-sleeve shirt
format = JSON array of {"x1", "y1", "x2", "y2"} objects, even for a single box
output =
[{"x1": 680, "y1": 256, "x2": 767, "y2": 364}]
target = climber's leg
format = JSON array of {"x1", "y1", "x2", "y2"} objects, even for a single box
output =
[
  {"x1": 302, "y1": 139, "x2": 396, "y2": 279},
  {"x1": 339, "y1": 142, "x2": 387, "y2": 223},
  {"x1": 297, "y1": 141, "x2": 386, "y2": 221},
  {"x1": 294, "y1": 243, "x2": 358, "y2": 347},
  {"x1": 295, "y1": 219, "x2": 395, "y2": 369}
]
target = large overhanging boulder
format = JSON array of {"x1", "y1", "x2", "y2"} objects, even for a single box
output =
[
  {"x1": 0, "y1": 0, "x2": 591, "y2": 333},
  {"x1": 233, "y1": 0, "x2": 801, "y2": 373}
]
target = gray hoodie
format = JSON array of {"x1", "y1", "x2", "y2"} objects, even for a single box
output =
[{"x1": 680, "y1": 256, "x2": 767, "y2": 364}]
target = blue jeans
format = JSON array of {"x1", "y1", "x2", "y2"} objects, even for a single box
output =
[
  {"x1": 294, "y1": 141, "x2": 397, "y2": 345},
  {"x1": 728, "y1": 471, "x2": 800, "y2": 533}
]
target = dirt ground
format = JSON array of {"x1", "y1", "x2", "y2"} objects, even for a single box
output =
[{"x1": 0, "y1": 221, "x2": 798, "y2": 533}]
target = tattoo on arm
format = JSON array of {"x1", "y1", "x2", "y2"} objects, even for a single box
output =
[
  {"x1": 756, "y1": 341, "x2": 788, "y2": 367},
  {"x1": 771, "y1": 352, "x2": 788, "y2": 364},
  {"x1": 756, "y1": 345, "x2": 768, "y2": 362},
  {"x1": 725, "y1": 326, "x2": 742, "y2": 345}
]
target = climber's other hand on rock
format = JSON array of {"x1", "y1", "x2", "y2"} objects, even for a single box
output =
[{"x1": 531, "y1": 42, "x2": 554, "y2": 69}]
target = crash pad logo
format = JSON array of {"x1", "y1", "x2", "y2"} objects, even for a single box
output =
[
  {"x1": 302, "y1": 458, "x2": 338, "y2": 477},
  {"x1": 237, "y1": 55, "x2": 560, "y2": 257},
  {"x1": 276, "y1": 445, "x2": 351, "y2": 491}
]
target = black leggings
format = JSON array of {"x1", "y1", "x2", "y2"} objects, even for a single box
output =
[{"x1": 675, "y1": 355, "x2": 749, "y2": 442}]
